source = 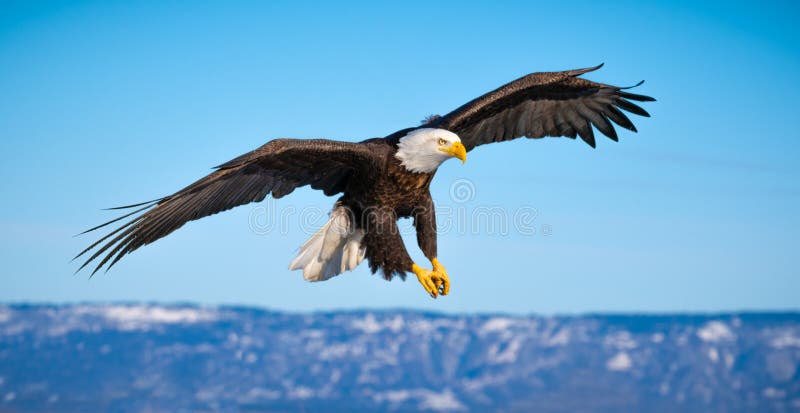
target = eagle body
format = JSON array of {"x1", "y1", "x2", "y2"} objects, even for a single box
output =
[
  {"x1": 287, "y1": 132, "x2": 441, "y2": 281},
  {"x1": 334, "y1": 137, "x2": 438, "y2": 280},
  {"x1": 77, "y1": 64, "x2": 655, "y2": 299}
]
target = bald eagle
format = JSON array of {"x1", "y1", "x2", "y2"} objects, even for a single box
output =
[{"x1": 76, "y1": 64, "x2": 654, "y2": 298}]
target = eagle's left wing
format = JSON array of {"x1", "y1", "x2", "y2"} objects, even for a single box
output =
[
  {"x1": 74, "y1": 138, "x2": 379, "y2": 275},
  {"x1": 427, "y1": 64, "x2": 655, "y2": 150}
]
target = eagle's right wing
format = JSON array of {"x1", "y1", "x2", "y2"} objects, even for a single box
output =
[
  {"x1": 75, "y1": 138, "x2": 379, "y2": 275},
  {"x1": 428, "y1": 64, "x2": 655, "y2": 150}
]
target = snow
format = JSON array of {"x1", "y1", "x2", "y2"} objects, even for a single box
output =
[
  {"x1": 238, "y1": 388, "x2": 280, "y2": 403},
  {"x1": 101, "y1": 305, "x2": 217, "y2": 328},
  {"x1": 724, "y1": 352, "x2": 735, "y2": 368},
  {"x1": 696, "y1": 321, "x2": 735, "y2": 342},
  {"x1": 153, "y1": 343, "x2": 214, "y2": 356},
  {"x1": 707, "y1": 347, "x2": 719, "y2": 363},
  {"x1": 481, "y1": 317, "x2": 514, "y2": 333},
  {"x1": 770, "y1": 333, "x2": 800, "y2": 349},
  {"x1": 386, "y1": 315, "x2": 405, "y2": 332},
  {"x1": 12, "y1": 305, "x2": 222, "y2": 334},
  {"x1": 2, "y1": 305, "x2": 800, "y2": 411},
  {"x1": 605, "y1": 331, "x2": 638, "y2": 350},
  {"x1": 410, "y1": 319, "x2": 434, "y2": 333},
  {"x1": 419, "y1": 389, "x2": 465, "y2": 411},
  {"x1": 373, "y1": 390, "x2": 412, "y2": 404},
  {"x1": 606, "y1": 352, "x2": 633, "y2": 371},
  {"x1": 763, "y1": 387, "x2": 786, "y2": 399},
  {"x1": 373, "y1": 389, "x2": 465, "y2": 411},
  {"x1": 194, "y1": 388, "x2": 218, "y2": 402},
  {"x1": 351, "y1": 314, "x2": 405, "y2": 334},
  {"x1": 545, "y1": 328, "x2": 571, "y2": 346},
  {"x1": 288, "y1": 386, "x2": 313, "y2": 399},
  {"x1": 5, "y1": 305, "x2": 221, "y2": 335},
  {"x1": 330, "y1": 369, "x2": 341, "y2": 384},
  {"x1": 319, "y1": 343, "x2": 365, "y2": 360},
  {"x1": 352, "y1": 314, "x2": 381, "y2": 333},
  {"x1": 488, "y1": 339, "x2": 521, "y2": 363},
  {"x1": 0, "y1": 308, "x2": 10, "y2": 323},
  {"x1": 462, "y1": 373, "x2": 511, "y2": 392}
]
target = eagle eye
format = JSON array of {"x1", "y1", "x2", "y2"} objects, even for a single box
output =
[{"x1": 437, "y1": 138, "x2": 447, "y2": 146}]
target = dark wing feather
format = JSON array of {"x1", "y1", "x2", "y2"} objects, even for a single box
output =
[
  {"x1": 427, "y1": 64, "x2": 655, "y2": 151},
  {"x1": 75, "y1": 139, "x2": 379, "y2": 275}
]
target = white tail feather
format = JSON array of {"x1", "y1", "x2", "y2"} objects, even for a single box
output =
[{"x1": 288, "y1": 205, "x2": 365, "y2": 282}]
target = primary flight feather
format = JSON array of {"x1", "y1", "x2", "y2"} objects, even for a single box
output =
[{"x1": 76, "y1": 64, "x2": 655, "y2": 298}]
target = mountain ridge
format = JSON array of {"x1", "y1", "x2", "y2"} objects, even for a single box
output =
[{"x1": 0, "y1": 303, "x2": 798, "y2": 412}]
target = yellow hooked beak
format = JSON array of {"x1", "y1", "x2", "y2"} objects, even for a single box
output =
[{"x1": 441, "y1": 141, "x2": 467, "y2": 164}]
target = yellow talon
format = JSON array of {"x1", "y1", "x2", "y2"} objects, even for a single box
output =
[
  {"x1": 412, "y1": 259, "x2": 451, "y2": 299},
  {"x1": 412, "y1": 263, "x2": 437, "y2": 298},
  {"x1": 431, "y1": 258, "x2": 450, "y2": 296}
]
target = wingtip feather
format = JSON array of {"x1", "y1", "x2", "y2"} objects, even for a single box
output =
[
  {"x1": 618, "y1": 81, "x2": 656, "y2": 102},
  {"x1": 616, "y1": 98, "x2": 651, "y2": 117},
  {"x1": 103, "y1": 198, "x2": 163, "y2": 211},
  {"x1": 75, "y1": 204, "x2": 153, "y2": 237},
  {"x1": 620, "y1": 80, "x2": 645, "y2": 89},
  {"x1": 571, "y1": 63, "x2": 604, "y2": 77}
]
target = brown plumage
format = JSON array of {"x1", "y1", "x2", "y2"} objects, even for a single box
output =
[
  {"x1": 428, "y1": 64, "x2": 654, "y2": 149},
  {"x1": 76, "y1": 64, "x2": 655, "y2": 288}
]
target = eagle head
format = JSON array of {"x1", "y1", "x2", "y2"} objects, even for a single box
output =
[{"x1": 395, "y1": 128, "x2": 467, "y2": 173}]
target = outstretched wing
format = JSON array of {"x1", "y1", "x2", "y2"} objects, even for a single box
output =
[
  {"x1": 427, "y1": 64, "x2": 655, "y2": 150},
  {"x1": 75, "y1": 139, "x2": 378, "y2": 275}
]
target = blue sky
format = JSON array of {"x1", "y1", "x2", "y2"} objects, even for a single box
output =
[{"x1": 1, "y1": 1, "x2": 798, "y2": 314}]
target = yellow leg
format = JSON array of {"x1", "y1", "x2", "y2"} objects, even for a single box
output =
[{"x1": 412, "y1": 258, "x2": 451, "y2": 299}]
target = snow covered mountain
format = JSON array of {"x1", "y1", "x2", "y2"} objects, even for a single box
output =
[{"x1": 0, "y1": 304, "x2": 798, "y2": 412}]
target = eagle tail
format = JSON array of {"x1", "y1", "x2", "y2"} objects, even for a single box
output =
[{"x1": 288, "y1": 204, "x2": 365, "y2": 281}]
